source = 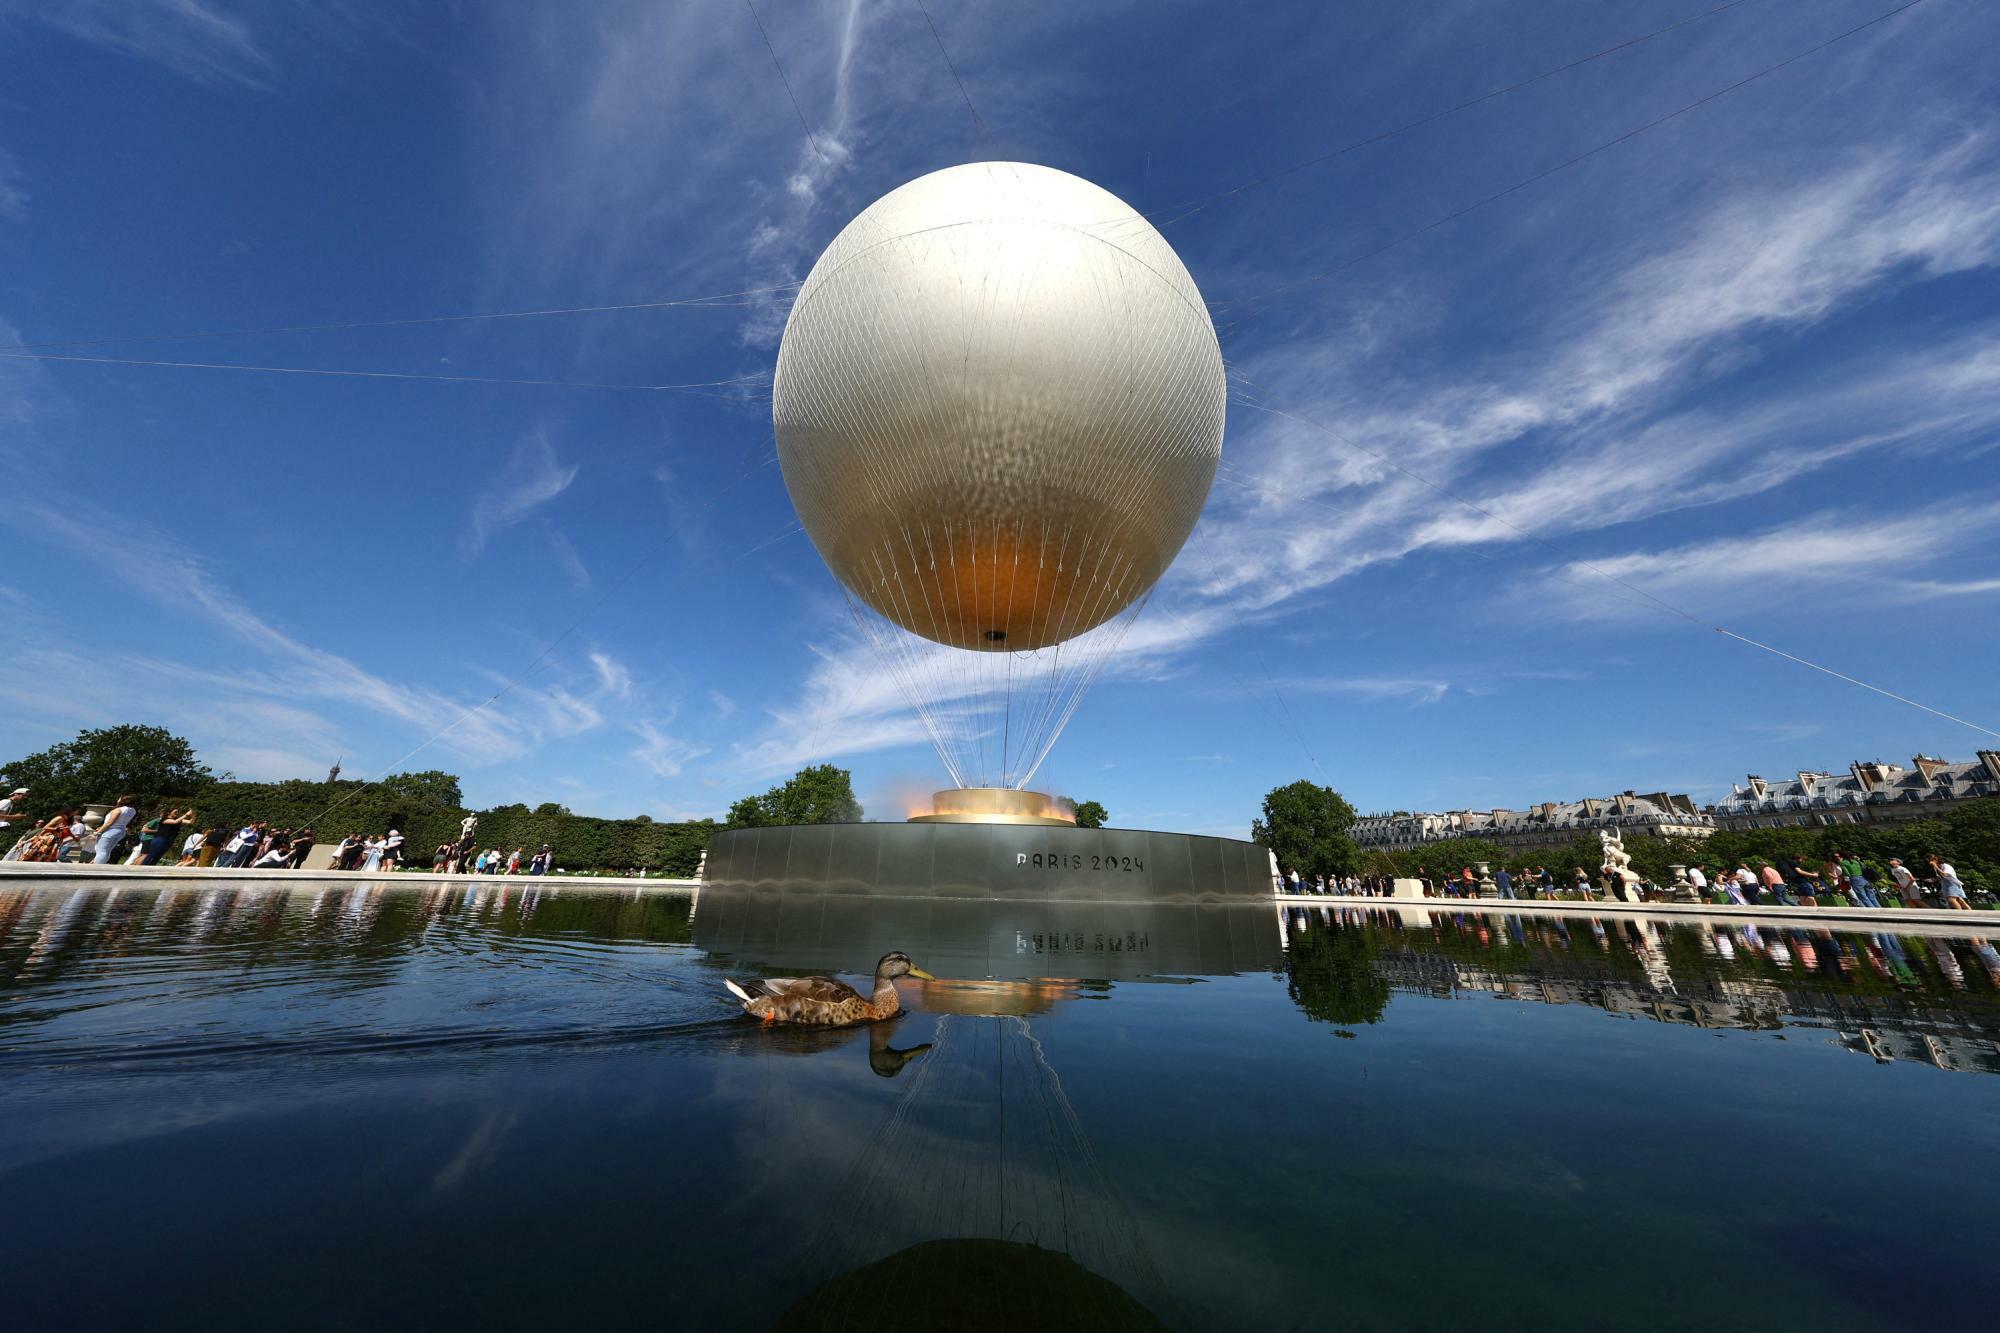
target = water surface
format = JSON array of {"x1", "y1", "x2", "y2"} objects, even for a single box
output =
[{"x1": 3, "y1": 882, "x2": 1996, "y2": 1330}]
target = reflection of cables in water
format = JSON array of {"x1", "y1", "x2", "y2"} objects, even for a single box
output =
[
  {"x1": 780, "y1": 1014, "x2": 955, "y2": 1291},
  {"x1": 773, "y1": 1011, "x2": 1182, "y2": 1324}
]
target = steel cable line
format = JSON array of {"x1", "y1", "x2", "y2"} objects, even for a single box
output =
[
  {"x1": 0, "y1": 284, "x2": 800, "y2": 355},
  {"x1": 0, "y1": 350, "x2": 772, "y2": 395},
  {"x1": 914, "y1": 0, "x2": 989, "y2": 140},
  {"x1": 1226, "y1": 391, "x2": 2000, "y2": 741},
  {"x1": 745, "y1": 0, "x2": 832, "y2": 168},
  {"x1": 1214, "y1": 0, "x2": 1929, "y2": 312}
]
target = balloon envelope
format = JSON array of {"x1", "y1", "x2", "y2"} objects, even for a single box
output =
[{"x1": 774, "y1": 162, "x2": 1225, "y2": 652}]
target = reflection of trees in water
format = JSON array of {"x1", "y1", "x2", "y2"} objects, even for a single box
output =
[
  {"x1": 1283, "y1": 917, "x2": 1390, "y2": 1026},
  {"x1": 1284, "y1": 905, "x2": 2000, "y2": 1070},
  {"x1": 0, "y1": 883, "x2": 698, "y2": 996}
]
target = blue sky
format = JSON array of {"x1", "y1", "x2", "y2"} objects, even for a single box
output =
[{"x1": 1, "y1": 0, "x2": 1996, "y2": 834}]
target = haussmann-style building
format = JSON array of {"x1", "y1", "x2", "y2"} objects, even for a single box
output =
[
  {"x1": 1707, "y1": 752, "x2": 2000, "y2": 830},
  {"x1": 1352, "y1": 791, "x2": 1715, "y2": 853}
]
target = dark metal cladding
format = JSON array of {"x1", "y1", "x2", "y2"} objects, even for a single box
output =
[{"x1": 700, "y1": 823, "x2": 1276, "y2": 904}]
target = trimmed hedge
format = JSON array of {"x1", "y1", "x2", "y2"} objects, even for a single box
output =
[{"x1": 148, "y1": 779, "x2": 716, "y2": 876}]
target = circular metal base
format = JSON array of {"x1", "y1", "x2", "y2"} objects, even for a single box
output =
[{"x1": 908, "y1": 787, "x2": 1077, "y2": 826}]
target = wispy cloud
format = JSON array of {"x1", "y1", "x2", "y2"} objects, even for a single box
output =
[
  {"x1": 546, "y1": 526, "x2": 591, "y2": 589},
  {"x1": 1192, "y1": 138, "x2": 2000, "y2": 621},
  {"x1": 1524, "y1": 500, "x2": 2000, "y2": 622},
  {"x1": 1273, "y1": 675, "x2": 1450, "y2": 706},
  {"x1": 629, "y1": 716, "x2": 708, "y2": 780},
  {"x1": 464, "y1": 431, "x2": 578, "y2": 558},
  {"x1": 10, "y1": 0, "x2": 271, "y2": 84},
  {"x1": 0, "y1": 145, "x2": 25, "y2": 222},
  {"x1": 0, "y1": 499, "x2": 634, "y2": 771}
]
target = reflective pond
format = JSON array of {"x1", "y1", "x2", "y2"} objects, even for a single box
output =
[{"x1": 3, "y1": 882, "x2": 1997, "y2": 1330}]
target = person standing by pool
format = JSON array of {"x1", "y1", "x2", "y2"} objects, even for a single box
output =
[
  {"x1": 1495, "y1": 866, "x2": 1515, "y2": 899},
  {"x1": 178, "y1": 825, "x2": 211, "y2": 866},
  {"x1": 360, "y1": 836, "x2": 384, "y2": 873},
  {"x1": 93, "y1": 795, "x2": 139, "y2": 864},
  {"x1": 1887, "y1": 858, "x2": 1923, "y2": 907},
  {"x1": 218, "y1": 824, "x2": 250, "y2": 867},
  {"x1": 380, "y1": 829, "x2": 402, "y2": 872},
  {"x1": 1838, "y1": 851, "x2": 1880, "y2": 907},
  {"x1": 506, "y1": 847, "x2": 523, "y2": 875},
  {"x1": 252, "y1": 836, "x2": 292, "y2": 870},
  {"x1": 1930, "y1": 856, "x2": 1971, "y2": 910},
  {"x1": 0, "y1": 786, "x2": 30, "y2": 857},
  {"x1": 137, "y1": 807, "x2": 191, "y2": 866}
]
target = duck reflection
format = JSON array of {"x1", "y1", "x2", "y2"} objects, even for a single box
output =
[{"x1": 730, "y1": 1013, "x2": 935, "y2": 1079}]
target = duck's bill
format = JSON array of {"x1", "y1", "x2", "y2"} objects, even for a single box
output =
[{"x1": 907, "y1": 967, "x2": 937, "y2": 981}]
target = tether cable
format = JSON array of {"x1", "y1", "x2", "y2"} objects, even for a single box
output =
[
  {"x1": 745, "y1": 0, "x2": 832, "y2": 169},
  {"x1": 914, "y1": 0, "x2": 990, "y2": 140},
  {"x1": 0, "y1": 350, "x2": 771, "y2": 395},
  {"x1": 0, "y1": 284, "x2": 800, "y2": 355}
]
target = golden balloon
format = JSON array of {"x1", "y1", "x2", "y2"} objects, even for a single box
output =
[{"x1": 774, "y1": 162, "x2": 1225, "y2": 652}]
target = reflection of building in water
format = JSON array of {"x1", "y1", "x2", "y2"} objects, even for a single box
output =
[
  {"x1": 912, "y1": 978, "x2": 1088, "y2": 1018},
  {"x1": 1280, "y1": 906, "x2": 2000, "y2": 1076}
]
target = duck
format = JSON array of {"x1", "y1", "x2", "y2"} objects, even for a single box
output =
[{"x1": 724, "y1": 951, "x2": 937, "y2": 1026}]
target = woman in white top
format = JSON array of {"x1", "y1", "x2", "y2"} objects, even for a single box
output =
[
  {"x1": 177, "y1": 828, "x2": 208, "y2": 866},
  {"x1": 93, "y1": 797, "x2": 139, "y2": 863},
  {"x1": 360, "y1": 837, "x2": 384, "y2": 872}
]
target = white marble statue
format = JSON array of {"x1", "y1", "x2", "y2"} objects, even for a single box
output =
[
  {"x1": 460, "y1": 813, "x2": 478, "y2": 841},
  {"x1": 1600, "y1": 829, "x2": 1644, "y2": 901}
]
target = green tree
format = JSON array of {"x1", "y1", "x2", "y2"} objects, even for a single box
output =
[
  {"x1": 1251, "y1": 779, "x2": 1359, "y2": 878},
  {"x1": 727, "y1": 764, "x2": 863, "y2": 829},
  {"x1": 0, "y1": 724, "x2": 215, "y2": 811},
  {"x1": 533, "y1": 802, "x2": 572, "y2": 818},
  {"x1": 1072, "y1": 800, "x2": 1108, "y2": 829},
  {"x1": 375, "y1": 770, "x2": 464, "y2": 808}
]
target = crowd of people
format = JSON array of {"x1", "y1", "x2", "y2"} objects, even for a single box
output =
[
  {"x1": 0, "y1": 789, "x2": 559, "y2": 878},
  {"x1": 1279, "y1": 851, "x2": 1980, "y2": 910}
]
